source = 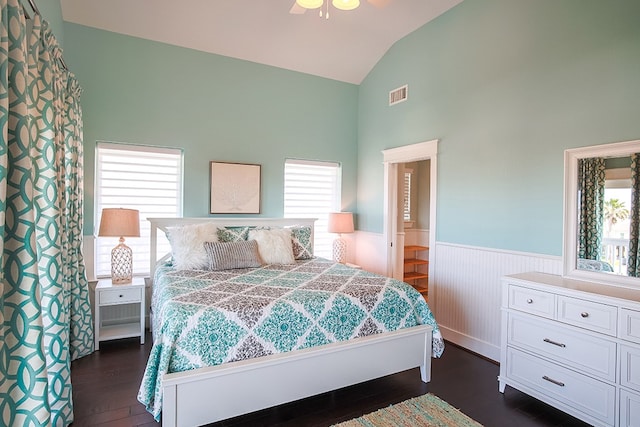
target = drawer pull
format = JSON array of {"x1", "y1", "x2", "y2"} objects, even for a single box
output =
[
  {"x1": 526, "y1": 298, "x2": 533, "y2": 304},
  {"x1": 580, "y1": 312, "x2": 589, "y2": 318},
  {"x1": 543, "y1": 338, "x2": 566, "y2": 348},
  {"x1": 119, "y1": 294, "x2": 124, "y2": 298},
  {"x1": 542, "y1": 375, "x2": 565, "y2": 387}
]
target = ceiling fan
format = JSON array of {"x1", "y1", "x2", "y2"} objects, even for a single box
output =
[{"x1": 290, "y1": 0, "x2": 391, "y2": 16}]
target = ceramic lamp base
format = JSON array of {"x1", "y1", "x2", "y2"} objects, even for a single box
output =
[
  {"x1": 332, "y1": 237, "x2": 347, "y2": 264},
  {"x1": 111, "y1": 241, "x2": 133, "y2": 284}
]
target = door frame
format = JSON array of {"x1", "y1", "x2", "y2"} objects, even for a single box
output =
[{"x1": 382, "y1": 139, "x2": 438, "y2": 288}]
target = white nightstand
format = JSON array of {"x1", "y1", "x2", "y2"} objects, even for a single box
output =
[{"x1": 94, "y1": 277, "x2": 145, "y2": 350}]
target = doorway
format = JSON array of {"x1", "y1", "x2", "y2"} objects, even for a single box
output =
[
  {"x1": 382, "y1": 140, "x2": 438, "y2": 299},
  {"x1": 401, "y1": 160, "x2": 431, "y2": 297}
]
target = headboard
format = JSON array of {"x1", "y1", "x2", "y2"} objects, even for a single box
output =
[{"x1": 147, "y1": 217, "x2": 317, "y2": 278}]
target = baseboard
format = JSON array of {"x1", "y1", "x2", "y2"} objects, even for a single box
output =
[{"x1": 439, "y1": 325, "x2": 500, "y2": 362}]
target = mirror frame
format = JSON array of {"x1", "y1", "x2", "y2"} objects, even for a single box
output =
[{"x1": 564, "y1": 138, "x2": 640, "y2": 287}]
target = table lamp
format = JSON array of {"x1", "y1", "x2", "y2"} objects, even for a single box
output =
[
  {"x1": 98, "y1": 208, "x2": 140, "y2": 284},
  {"x1": 327, "y1": 212, "x2": 354, "y2": 264}
]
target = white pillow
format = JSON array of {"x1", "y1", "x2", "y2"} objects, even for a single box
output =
[
  {"x1": 167, "y1": 222, "x2": 219, "y2": 270},
  {"x1": 248, "y1": 228, "x2": 295, "y2": 265}
]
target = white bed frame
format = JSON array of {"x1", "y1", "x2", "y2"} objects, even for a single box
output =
[{"x1": 148, "y1": 217, "x2": 433, "y2": 427}]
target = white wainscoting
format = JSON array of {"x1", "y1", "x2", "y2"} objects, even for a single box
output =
[
  {"x1": 353, "y1": 233, "x2": 562, "y2": 361},
  {"x1": 404, "y1": 228, "x2": 429, "y2": 247},
  {"x1": 433, "y1": 242, "x2": 561, "y2": 361},
  {"x1": 353, "y1": 230, "x2": 388, "y2": 276}
]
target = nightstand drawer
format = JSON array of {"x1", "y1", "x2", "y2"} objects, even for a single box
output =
[
  {"x1": 508, "y1": 285, "x2": 554, "y2": 319},
  {"x1": 99, "y1": 287, "x2": 142, "y2": 305},
  {"x1": 557, "y1": 296, "x2": 617, "y2": 336}
]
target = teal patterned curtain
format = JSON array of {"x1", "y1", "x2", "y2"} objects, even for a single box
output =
[
  {"x1": 627, "y1": 154, "x2": 640, "y2": 277},
  {"x1": 577, "y1": 157, "x2": 606, "y2": 261},
  {"x1": 0, "y1": 1, "x2": 93, "y2": 425}
]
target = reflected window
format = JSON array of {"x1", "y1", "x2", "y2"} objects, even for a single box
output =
[{"x1": 602, "y1": 166, "x2": 631, "y2": 275}]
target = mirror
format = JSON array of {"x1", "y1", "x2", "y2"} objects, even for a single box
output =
[{"x1": 564, "y1": 139, "x2": 640, "y2": 287}]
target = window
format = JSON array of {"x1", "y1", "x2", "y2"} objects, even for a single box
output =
[
  {"x1": 95, "y1": 142, "x2": 183, "y2": 278},
  {"x1": 284, "y1": 159, "x2": 341, "y2": 259},
  {"x1": 403, "y1": 171, "x2": 412, "y2": 221}
]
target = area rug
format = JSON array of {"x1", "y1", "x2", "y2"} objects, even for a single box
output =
[{"x1": 332, "y1": 393, "x2": 483, "y2": 427}]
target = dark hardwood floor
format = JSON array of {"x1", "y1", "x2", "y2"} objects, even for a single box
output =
[{"x1": 70, "y1": 332, "x2": 591, "y2": 427}]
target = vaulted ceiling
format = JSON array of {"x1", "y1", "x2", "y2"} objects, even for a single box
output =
[{"x1": 60, "y1": 0, "x2": 463, "y2": 84}]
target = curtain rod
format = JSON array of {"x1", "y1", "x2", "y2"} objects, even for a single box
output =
[
  {"x1": 25, "y1": 0, "x2": 68, "y2": 71},
  {"x1": 27, "y1": 0, "x2": 40, "y2": 15}
]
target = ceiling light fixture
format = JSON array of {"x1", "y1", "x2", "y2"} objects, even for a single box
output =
[
  {"x1": 332, "y1": 0, "x2": 360, "y2": 11},
  {"x1": 294, "y1": 0, "x2": 361, "y2": 19},
  {"x1": 296, "y1": 0, "x2": 323, "y2": 9}
]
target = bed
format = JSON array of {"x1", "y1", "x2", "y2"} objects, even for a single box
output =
[{"x1": 137, "y1": 217, "x2": 444, "y2": 427}]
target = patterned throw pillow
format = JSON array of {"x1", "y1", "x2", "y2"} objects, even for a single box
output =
[
  {"x1": 217, "y1": 226, "x2": 251, "y2": 242},
  {"x1": 289, "y1": 226, "x2": 313, "y2": 260},
  {"x1": 167, "y1": 222, "x2": 219, "y2": 270},
  {"x1": 248, "y1": 228, "x2": 295, "y2": 265},
  {"x1": 203, "y1": 240, "x2": 263, "y2": 270}
]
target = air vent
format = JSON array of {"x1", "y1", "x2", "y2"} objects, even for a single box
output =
[{"x1": 389, "y1": 84, "x2": 408, "y2": 106}]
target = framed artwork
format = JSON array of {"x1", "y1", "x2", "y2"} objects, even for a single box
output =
[{"x1": 209, "y1": 161, "x2": 261, "y2": 214}]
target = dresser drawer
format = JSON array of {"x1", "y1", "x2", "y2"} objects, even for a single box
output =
[
  {"x1": 620, "y1": 389, "x2": 640, "y2": 427},
  {"x1": 99, "y1": 287, "x2": 143, "y2": 305},
  {"x1": 507, "y1": 313, "x2": 616, "y2": 381},
  {"x1": 506, "y1": 347, "x2": 615, "y2": 425},
  {"x1": 557, "y1": 296, "x2": 617, "y2": 336},
  {"x1": 508, "y1": 285, "x2": 554, "y2": 319},
  {"x1": 621, "y1": 308, "x2": 640, "y2": 344},
  {"x1": 620, "y1": 344, "x2": 640, "y2": 393}
]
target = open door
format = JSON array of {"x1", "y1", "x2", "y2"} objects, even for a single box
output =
[
  {"x1": 383, "y1": 162, "x2": 404, "y2": 280},
  {"x1": 382, "y1": 140, "x2": 438, "y2": 291}
]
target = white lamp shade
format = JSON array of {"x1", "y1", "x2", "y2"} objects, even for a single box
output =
[
  {"x1": 98, "y1": 208, "x2": 140, "y2": 237},
  {"x1": 332, "y1": 0, "x2": 360, "y2": 10},
  {"x1": 327, "y1": 212, "x2": 354, "y2": 234}
]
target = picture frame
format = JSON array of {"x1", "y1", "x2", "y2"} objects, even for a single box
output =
[{"x1": 209, "y1": 161, "x2": 261, "y2": 214}]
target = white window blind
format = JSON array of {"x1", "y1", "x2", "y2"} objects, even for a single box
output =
[
  {"x1": 95, "y1": 142, "x2": 183, "y2": 278},
  {"x1": 284, "y1": 159, "x2": 341, "y2": 259},
  {"x1": 404, "y1": 171, "x2": 412, "y2": 221}
]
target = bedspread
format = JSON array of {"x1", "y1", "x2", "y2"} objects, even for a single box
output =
[{"x1": 138, "y1": 258, "x2": 444, "y2": 420}]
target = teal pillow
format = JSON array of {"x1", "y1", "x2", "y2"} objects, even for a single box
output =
[
  {"x1": 217, "y1": 226, "x2": 251, "y2": 242},
  {"x1": 290, "y1": 226, "x2": 313, "y2": 260}
]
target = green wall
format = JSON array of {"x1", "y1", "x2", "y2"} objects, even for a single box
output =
[
  {"x1": 31, "y1": 0, "x2": 64, "y2": 46},
  {"x1": 35, "y1": 0, "x2": 64, "y2": 46},
  {"x1": 62, "y1": 24, "x2": 358, "y2": 235},
  {"x1": 357, "y1": 0, "x2": 640, "y2": 255}
]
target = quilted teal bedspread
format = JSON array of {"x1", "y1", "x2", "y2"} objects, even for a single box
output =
[{"x1": 137, "y1": 258, "x2": 444, "y2": 420}]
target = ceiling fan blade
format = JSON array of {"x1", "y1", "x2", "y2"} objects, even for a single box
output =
[
  {"x1": 290, "y1": 2, "x2": 307, "y2": 14},
  {"x1": 367, "y1": 0, "x2": 391, "y2": 8}
]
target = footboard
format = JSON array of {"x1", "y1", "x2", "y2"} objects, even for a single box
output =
[{"x1": 161, "y1": 324, "x2": 432, "y2": 427}]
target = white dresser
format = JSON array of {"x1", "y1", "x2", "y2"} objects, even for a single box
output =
[{"x1": 499, "y1": 272, "x2": 640, "y2": 427}]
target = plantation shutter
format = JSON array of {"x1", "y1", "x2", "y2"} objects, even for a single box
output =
[
  {"x1": 284, "y1": 159, "x2": 341, "y2": 259},
  {"x1": 404, "y1": 172, "x2": 412, "y2": 220},
  {"x1": 95, "y1": 142, "x2": 183, "y2": 277}
]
